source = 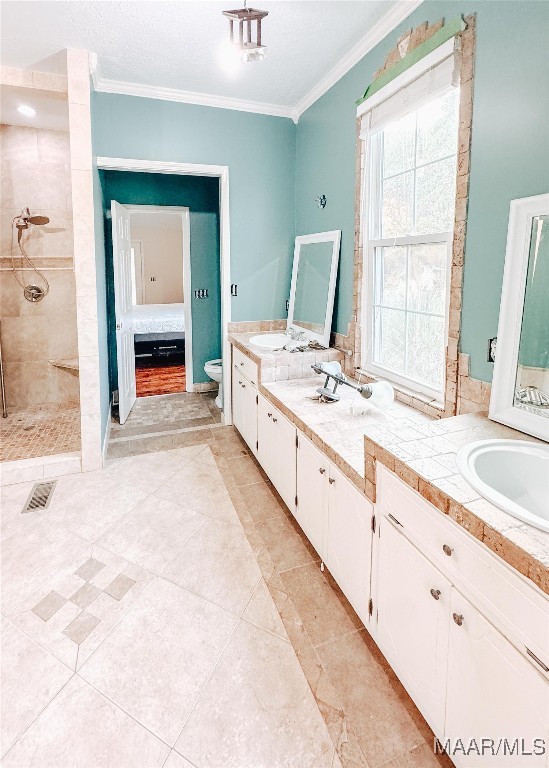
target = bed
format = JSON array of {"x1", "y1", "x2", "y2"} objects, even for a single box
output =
[
  {"x1": 132, "y1": 304, "x2": 185, "y2": 366},
  {"x1": 131, "y1": 303, "x2": 185, "y2": 335}
]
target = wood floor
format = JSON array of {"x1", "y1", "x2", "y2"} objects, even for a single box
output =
[{"x1": 136, "y1": 365, "x2": 186, "y2": 397}]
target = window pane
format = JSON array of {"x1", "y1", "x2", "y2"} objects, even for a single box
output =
[
  {"x1": 408, "y1": 243, "x2": 447, "y2": 314},
  {"x1": 382, "y1": 171, "x2": 414, "y2": 238},
  {"x1": 415, "y1": 156, "x2": 457, "y2": 234},
  {"x1": 374, "y1": 308, "x2": 405, "y2": 373},
  {"x1": 382, "y1": 112, "x2": 416, "y2": 178},
  {"x1": 375, "y1": 246, "x2": 406, "y2": 308},
  {"x1": 416, "y1": 89, "x2": 460, "y2": 166},
  {"x1": 406, "y1": 313, "x2": 445, "y2": 389}
]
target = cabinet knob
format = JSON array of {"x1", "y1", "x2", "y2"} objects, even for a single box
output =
[
  {"x1": 329, "y1": 477, "x2": 335, "y2": 485},
  {"x1": 240, "y1": 362, "x2": 244, "y2": 366},
  {"x1": 430, "y1": 588, "x2": 441, "y2": 601},
  {"x1": 241, "y1": 383, "x2": 246, "y2": 388},
  {"x1": 238, "y1": 380, "x2": 242, "y2": 385},
  {"x1": 442, "y1": 544, "x2": 453, "y2": 556},
  {"x1": 267, "y1": 413, "x2": 272, "y2": 418},
  {"x1": 272, "y1": 417, "x2": 277, "y2": 423},
  {"x1": 319, "y1": 468, "x2": 326, "y2": 474},
  {"x1": 452, "y1": 613, "x2": 464, "y2": 626}
]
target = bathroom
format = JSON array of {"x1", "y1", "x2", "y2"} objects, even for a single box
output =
[{"x1": 0, "y1": 2, "x2": 548, "y2": 767}]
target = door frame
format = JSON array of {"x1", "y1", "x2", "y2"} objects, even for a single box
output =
[
  {"x1": 125, "y1": 205, "x2": 193, "y2": 391},
  {"x1": 97, "y1": 157, "x2": 232, "y2": 423}
]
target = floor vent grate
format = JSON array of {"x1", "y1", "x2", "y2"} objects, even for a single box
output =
[{"x1": 22, "y1": 481, "x2": 57, "y2": 513}]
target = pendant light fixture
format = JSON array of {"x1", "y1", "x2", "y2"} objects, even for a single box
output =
[{"x1": 222, "y1": 1, "x2": 268, "y2": 62}]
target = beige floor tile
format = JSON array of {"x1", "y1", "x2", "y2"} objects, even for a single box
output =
[
  {"x1": 225, "y1": 453, "x2": 266, "y2": 486},
  {"x1": 0, "y1": 620, "x2": 73, "y2": 757},
  {"x1": 175, "y1": 619, "x2": 335, "y2": 768},
  {"x1": 280, "y1": 562, "x2": 362, "y2": 647},
  {"x1": 157, "y1": 449, "x2": 241, "y2": 524},
  {"x1": 0, "y1": 481, "x2": 38, "y2": 541},
  {"x1": 9, "y1": 545, "x2": 154, "y2": 669},
  {"x1": 98, "y1": 493, "x2": 205, "y2": 574},
  {"x1": 1, "y1": 520, "x2": 87, "y2": 615},
  {"x1": 79, "y1": 577, "x2": 238, "y2": 746},
  {"x1": 162, "y1": 516, "x2": 261, "y2": 615},
  {"x1": 1, "y1": 676, "x2": 170, "y2": 768},
  {"x1": 257, "y1": 513, "x2": 319, "y2": 573},
  {"x1": 164, "y1": 750, "x2": 196, "y2": 768},
  {"x1": 316, "y1": 630, "x2": 427, "y2": 767},
  {"x1": 238, "y1": 480, "x2": 289, "y2": 523},
  {"x1": 242, "y1": 578, "x2": 289, "y2": 640},
  {"x1": 379, "y1": 742, "x2": 454, "y2": 768}
]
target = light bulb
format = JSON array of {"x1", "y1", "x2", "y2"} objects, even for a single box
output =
[{"x1": 17, "y1": 104, "x2": 36, "y2": 118}]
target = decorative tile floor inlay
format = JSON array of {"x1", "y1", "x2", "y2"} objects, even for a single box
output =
[
  {"x1": 0, "y1": 404, "x2": 81, "y2": 462},
  {"x1": 1, "y1": 430, "x2": 450, "y2": 767}
]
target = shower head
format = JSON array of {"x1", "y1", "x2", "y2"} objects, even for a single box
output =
[{"x1": 14, "y1": 208, "x2": 50, "y2": 229}]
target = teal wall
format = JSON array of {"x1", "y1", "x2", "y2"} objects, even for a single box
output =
[
  {"x1": 295, "y1": 0, "x2": 549, "y2": 381},
  {"x1": 92, "y1": 95, "x2": 296, "y2": 323},
  {"x1": 98, "y1": 170, "x2": 220, "y2": 386}
]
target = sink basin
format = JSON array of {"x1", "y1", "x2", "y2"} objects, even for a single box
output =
[
  {"x1": 457, "y1": 439, "x2": 549, "y2": 532},
  {"x1": 249, "y1": 333, "x2": 289, "y2": 350}
]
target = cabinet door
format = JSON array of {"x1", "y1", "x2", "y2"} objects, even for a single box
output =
[
  {"x1": 326, "y1": 464, "x2": 373, "y2": 626},
  {"x1": 376, "y1": 517, "x2": 450, "y2": 738},
  {"x1": 257, "y1": 396, "x2": 296, "y2": 513},
  {"x1": 295, "y1": 434, "x2": 327, "y2": 559},
  {"x1": 445, "y1": 588, "x2": 549, "y2": 768},
  {"x1": 232, "y1": 365, "x2": 257, "y2": 454}
]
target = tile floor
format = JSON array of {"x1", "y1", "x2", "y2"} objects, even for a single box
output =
[
  {"x1": 0, "y1": 404, "x2": 81, "y2": 462},
  {"x1": 1, "y1": 427, "x2": 452, "y2": 768},
  {"x1": 108, "y1": 391, "x2": 222, "y2": 458}
]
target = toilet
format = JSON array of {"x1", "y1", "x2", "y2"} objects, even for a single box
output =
[{"x1": 204, "y1": 359, "x2": 223, "y2": 409}]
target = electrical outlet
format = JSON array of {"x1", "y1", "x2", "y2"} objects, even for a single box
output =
[
  {"x1": 286, "y1": 299, "x2": 289, "y2": 312},
  {"x1": 487, "y1": 337, "x2": 497, "y2": 362},
  {"x1": 231, "y1": 284, "x2": 238, "y2": 297}
]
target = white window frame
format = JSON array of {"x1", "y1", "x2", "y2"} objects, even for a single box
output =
[{"x1": 359, "y1": 43, "x2": 459, "y2": 402}]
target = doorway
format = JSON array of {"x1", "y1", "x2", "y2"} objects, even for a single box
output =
[{"x1": 98, "y1": 157, "x2": 232, "y2": 433}]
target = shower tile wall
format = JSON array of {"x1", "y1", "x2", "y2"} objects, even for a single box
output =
[{"x1": 0, "y1": 124, "x2": 79, "y2": 408}]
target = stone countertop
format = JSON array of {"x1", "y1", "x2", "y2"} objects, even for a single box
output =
[
  {"x1": 260, "y1": 376, "x2": 434, "y2": 497},
  {"x1": 230, "y1": 332, "x2": 343, "y2": 384},
  {"x1": 258, "y1": 376, "x2": 549, "y2": 596}
]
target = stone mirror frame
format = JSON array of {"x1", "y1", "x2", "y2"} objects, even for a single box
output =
[{"x1": 340, "y1": 15, "x2": 478, "y2": 419}]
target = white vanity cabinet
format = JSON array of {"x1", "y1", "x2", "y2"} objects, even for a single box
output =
[
  {"x1": 445, "y1": 589, "x2": 549, "y2": 768},
  {"x1": 375, "y1": 465, "x2": 549, "y2": 767},
  {"x1": 376, "y1": 517, "x2": 450, "y2": 738},
  {"x1": 232, "y1": 349, "x2": 258, "y2": 456},
  {"x1": 295, "y1": 433, "x2": 373, "y2": 626},
  {"x1": 257, "y1": 395, "x2": 296, "y2": 513}
]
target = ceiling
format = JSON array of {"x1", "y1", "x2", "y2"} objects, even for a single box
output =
[{"x1": 0, "y1": 1, "x2": 418, "y2": 117}]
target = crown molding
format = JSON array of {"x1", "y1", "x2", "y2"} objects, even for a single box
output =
[
  {"x1": 91, "y1": 69, "x2": 295, "y2": 120},
  {"x1": 89, "y1": 0, "x2": 422, "y2": 124},
  {"x1": 293, "y1": 0, "x2": 423, "y2": 120}
]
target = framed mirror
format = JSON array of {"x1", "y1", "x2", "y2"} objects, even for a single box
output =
[
  {"x1": 288, "y1": 230, "x2": 341, "y2": 348},
  {"x1": 490, "y1": 193, "x2": 549, "y2": 441}
]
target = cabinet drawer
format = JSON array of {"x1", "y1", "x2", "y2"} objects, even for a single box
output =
[
  {"x1": 377, "y1": 465, "x2": 549, "y2": 663},
  {"x1": 233, "y1": 346, "x2": 258, "y2": 386}
]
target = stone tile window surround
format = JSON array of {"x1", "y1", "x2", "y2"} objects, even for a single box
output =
[{"x1": 350, "y1": 16, "x2": 476, "y2": 419}]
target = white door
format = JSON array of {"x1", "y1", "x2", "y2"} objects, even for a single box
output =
[
  {"x1": 376, "y1": 518, "x2": 451, "y2": 738},
  {"x1": 111, "y1": 201, "x2": 136, "y2": 424},
  {"x1": 445, "y1": 588, "x2": 549, "y2": 768},
  {"x1": 326, "y1": 464, "x2": 373, "y2": 626},
  {"x1": 296, "y1": 434, "x2": 328, "y2": 559}
]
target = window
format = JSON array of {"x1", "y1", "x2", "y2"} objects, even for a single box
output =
[{"x1": 362, "y1": 65, "x2": 460, "y2": 399}]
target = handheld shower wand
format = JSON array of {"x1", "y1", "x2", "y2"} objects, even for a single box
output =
[{"x1": 11, "y1": 208, "x2": 51, "y2": 302}]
